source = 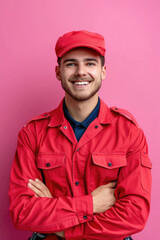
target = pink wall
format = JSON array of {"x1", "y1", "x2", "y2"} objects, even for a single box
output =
[{"x1": 1, "y1": 0, "x2": 159, "y2": 239}]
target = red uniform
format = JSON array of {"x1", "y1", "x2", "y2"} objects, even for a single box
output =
[{"x1": 9, "y1": 99, "x2": 152, "y2": 240}]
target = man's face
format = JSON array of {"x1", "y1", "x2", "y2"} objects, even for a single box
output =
[{"x1": 55, "y1": 47, "x2": 106, "y2": 102}]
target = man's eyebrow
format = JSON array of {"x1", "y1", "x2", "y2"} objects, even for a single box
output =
[
  {"x1": 63, "y1": 59, "x2": 77, "y2": 63},
  {"x1": 84, "y1": 58, "x2": 98, "y2": 62},
  {"x1": 63, "y1": 58, "x2": 99, "y2": 63}
]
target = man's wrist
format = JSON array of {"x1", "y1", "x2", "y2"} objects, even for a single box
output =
[
  {"x1": 92, "y1": 196, "x2": 96, "y2": 213},
  {"x1": 55, "y1": 231, "x2": 65, "y2": 237}
]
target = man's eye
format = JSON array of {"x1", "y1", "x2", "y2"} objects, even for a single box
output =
[
  {"x1": 66, "y1": 63, "x2": 75, "y2": 66},
  {"x1": 87, "y1": 62, "x2": 96, "y2": 66}
]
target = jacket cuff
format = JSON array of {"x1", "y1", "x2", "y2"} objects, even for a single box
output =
[
  {"x1": 65, "y1": 195, "x2": 94, "y2": 239},
  {"x1": 75, "y1": 195, "x2": 93, "y2": 223}
]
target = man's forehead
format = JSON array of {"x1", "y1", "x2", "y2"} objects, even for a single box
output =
[{"x1": 62, "y1": 47, "x2": 101, "y2": 60}]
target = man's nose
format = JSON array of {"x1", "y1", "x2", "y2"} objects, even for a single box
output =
[{"x1": 75, "y1": 64, "x2": 87, "y2": 76}]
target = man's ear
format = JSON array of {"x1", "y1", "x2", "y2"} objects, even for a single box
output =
[
  {"x1": 55, "y1": 65, "x2": 62, "y2": 81},
  {"x1": 101, "y1": 65, "x2": 106, "y2": 80}
]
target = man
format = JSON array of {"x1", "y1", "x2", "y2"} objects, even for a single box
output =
[{"x1": 9, "y1": 30, "x2": 152, "y2": 240}]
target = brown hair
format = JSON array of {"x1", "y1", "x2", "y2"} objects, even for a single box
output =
[{"x1": 57, "y1": 54, "x2": 105, "y2": 67}]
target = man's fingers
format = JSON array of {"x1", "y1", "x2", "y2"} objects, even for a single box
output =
[
  {"x1": 28, "y1": 179, "x2": 52, "y2": 198},
  {"x1": 29, "y1": 179, "x2": 45, "y2": 190},
  {"x1": 104, "y1": 181, "x2": 117, "y2": 188},
  {"x1": 29, "y1": 179, "x2": 49, "y2": 193},
  {"x1": 28, "y1": 182, "x2": 45, "y2": 197}
]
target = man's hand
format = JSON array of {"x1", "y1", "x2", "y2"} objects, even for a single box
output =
[
  {"x1": 28, "y1": 178, "x2": 53, "y2": 198},
  {"x1": 27, "y1": 179, "x2": 116, "y2": 237},
  {"x1": 28, "y1": 179, "x2": 65, "y2": 237},
  {"x1": 91, "y1": 182, "x2": 117, "y2": 213}
]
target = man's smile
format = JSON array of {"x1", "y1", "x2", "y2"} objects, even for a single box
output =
[{"x1": 71, "y1": 81, "x2": 91, "y2": 86}]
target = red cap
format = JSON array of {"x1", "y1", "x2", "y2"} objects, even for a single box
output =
[{"x1": 55, "y1": 30, "x2": 106, "y2": 58}]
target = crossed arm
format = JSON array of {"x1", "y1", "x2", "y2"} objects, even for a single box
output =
[
  {"x1": 28, "y1": 179, "x2": 116, "y2": 237},
  {"x1": 9, "y1": 124, "x2": 151, "y2": 238}
]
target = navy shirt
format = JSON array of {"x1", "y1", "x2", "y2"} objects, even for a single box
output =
[{"x1": 63, "y1": 98, "x2": 100, "y2": 141}]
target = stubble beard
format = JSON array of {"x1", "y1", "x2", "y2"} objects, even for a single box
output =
[{"x1": 61, "y1": 78, "x2": 102, "y2": 102}]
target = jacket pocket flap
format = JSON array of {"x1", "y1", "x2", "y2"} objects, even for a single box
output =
[
  {"x1": 141, "y1": 152, "x2": 152, "y2": 168},
  {"x1": 36, "y1": 153, "x2": 65, "y2": 169},
  {"x1": 92, "y1": 154, "x2": 127, "y2": 169}
]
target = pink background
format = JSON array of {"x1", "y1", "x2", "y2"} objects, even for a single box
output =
[{"x1": 1, "y1": 0, "x2": 159, "y2": 239}]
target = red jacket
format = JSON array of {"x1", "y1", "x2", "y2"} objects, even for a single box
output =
[{"x1": 9, "y1": 99, "x2": 152, "y2": 240}]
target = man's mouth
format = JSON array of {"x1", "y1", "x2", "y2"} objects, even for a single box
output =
[
  {"x1": 70, "y1": 79, "x2": 92, "y2": 86},
  {"x1": 72, "y1": 81, "x2": 90, "y2": 86}
]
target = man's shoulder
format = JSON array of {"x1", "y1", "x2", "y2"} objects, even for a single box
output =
[
  {"x1": 110, "y1": 106, "x2": 139, "y2": 128},
  {"x1": 23, "y1": 110, "x2": 54, "y2": 128},
  {"x1": 22, "y1": 100, "x2": 64, "y2": 129}
]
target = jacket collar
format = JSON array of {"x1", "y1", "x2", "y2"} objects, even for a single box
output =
[
  {"x1": 48, "y1": 98, "x2": 114, "y2": 127},
  {"x1": 97, "y1": 98, "x2": 114, "y2": 124},
  {"x1": 48, "y1": 99, "x2": 64, "y2": 127}
]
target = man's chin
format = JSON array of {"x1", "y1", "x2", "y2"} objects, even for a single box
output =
[
  {"x1": 63, "y1": 88, "x2": 101, "y2": 102},
  {"x1": 66, "y1": 93, "x2": 97, "y2": 102}
]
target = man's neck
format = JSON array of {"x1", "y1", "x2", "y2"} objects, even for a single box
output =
[{"x1": 64, "y1": 94, "x2": 99, "y2": 122}]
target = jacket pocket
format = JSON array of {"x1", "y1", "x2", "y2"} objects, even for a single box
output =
[
  {"x1": 140, "y1": 152, "x2": 152, "y2": 193},
  {"x1": 36, "y1": 153, "x2": 65, "y2": 169},
  {"x1": 92, "y1": 153, "x2": 127, "y2": 169},
  {"x1": 36, "y1": 153, "x2": 66, "y2": 196},
  {"x1": 90, "y1": 153, "x2": 127, "y2": 190}
]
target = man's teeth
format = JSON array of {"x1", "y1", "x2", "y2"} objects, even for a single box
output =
[{"x1": 73, "y1": 82, "x2": 89, "y2": 85}]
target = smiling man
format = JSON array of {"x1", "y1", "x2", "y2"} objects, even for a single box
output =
[{"x1": 9, "y1": 30, "x2": 152, "y2": 240}]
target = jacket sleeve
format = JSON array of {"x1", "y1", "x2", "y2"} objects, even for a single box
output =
[
  {"x1": 9, "y1": 123, "x2": 94, "y2": 233},
  {"x1": 64, "y1": 126, "x2": 152, "y2": 239}
]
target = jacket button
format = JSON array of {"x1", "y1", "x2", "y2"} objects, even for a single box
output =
[
  {"x1": 46, "y1": 163, "x2": 50, "y2": 167},
  {"x1": 83, "y1": 215, "x2": 87, "y2": 220},
  {"x1": 63, "y1": 126, "x2": 67, "y2": 129},
  {"x1": 108, "y1": 162, "x2": 112, "y2": 167},
  {"x1": 75, "y1": 181, "x2": 79, "y2": 186},
  {"x1": 95, "y1": 125, "x2": 98, "y2": 129}
]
